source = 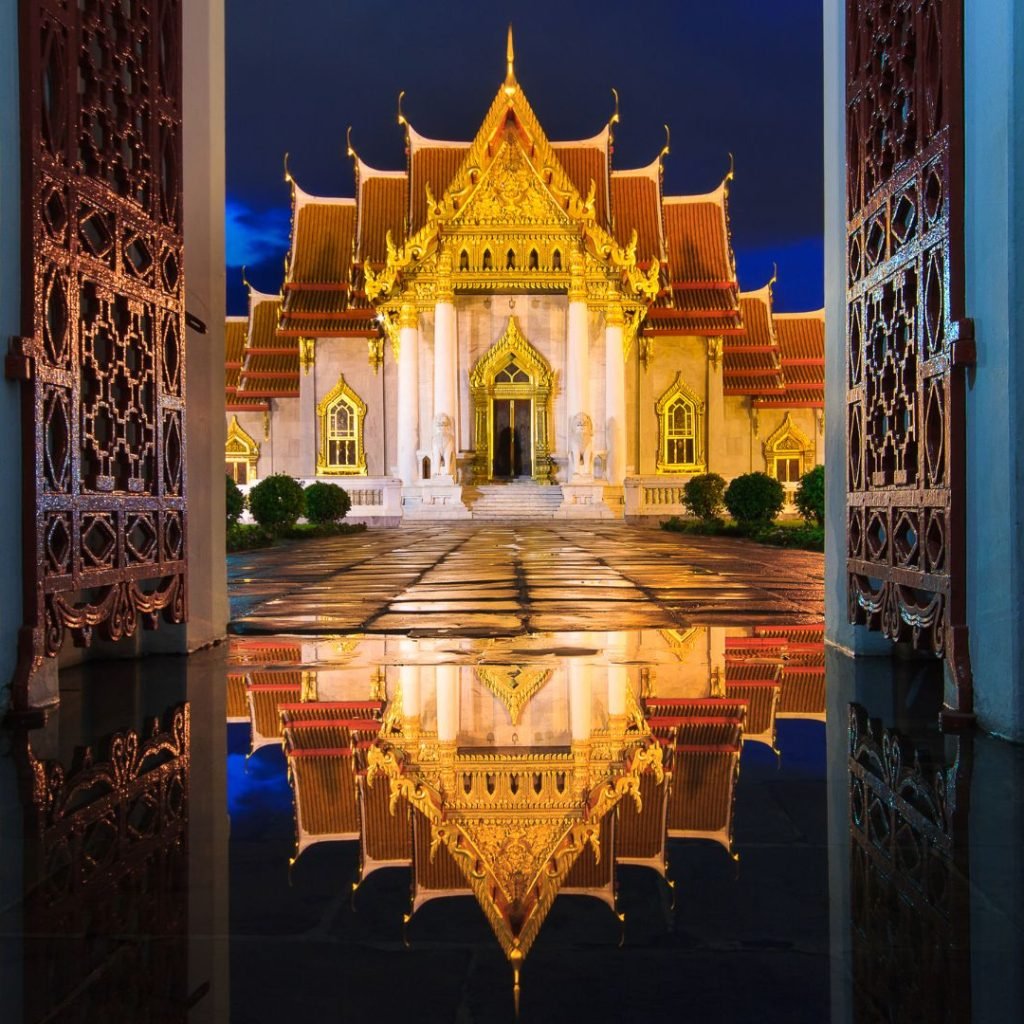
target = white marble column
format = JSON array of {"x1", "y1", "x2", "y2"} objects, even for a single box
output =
[
  {"x1": 566, "y1": 253, "x2": 591, "y2": 481},
  {"x1": 397, "y1": 298, "x2": 419, "y2": 484},
  {"x1": 297, "y1": 338, "x2": 316, "y2": 478},
  {"x1": 605, "y1": 303, "x2": 627, "y2": 486},
  {"x1": 432, "y1": 256, "x2": 457, "y2": 479},
  {"x1": 706, "y1": 337, "x2": 726, "y2": 473}
]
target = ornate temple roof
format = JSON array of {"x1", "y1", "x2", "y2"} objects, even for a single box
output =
[
  {"x1": 760, "y1": 310, "x2": 826, "y2": 407},
  {"x1": 610, "y1": 155, "x2": 665, "y2": 264},
  {"x1": 225, "y1": 315, "x2": 267, "y2": 411},
  {"x1": 724, "y1": 282, "x2": 786, "y2": 396},
  {"x1": 237, "y1": 289, "x2": 297, "y2": 398}
]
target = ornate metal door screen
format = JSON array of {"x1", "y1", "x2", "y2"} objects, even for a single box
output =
[
  {"x1": 7, "y1": 0, "x2": 187, "y2": 709},
  {"x1": 846, "y1": 0, "x2": 974, "y2": 713}
]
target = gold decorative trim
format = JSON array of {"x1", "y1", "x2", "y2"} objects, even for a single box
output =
[
  {"x1": 468, "y1": 316, "x2": 556, "y2": 482},
  {"x1": 316, "y1": 373, "x2": 368, "y2": 476},
  {"x1": 654, "y1": 371, "x2": 706, "y2": 473},
  {"x1": 762, "y1": 411, "x2": 814, "y2": 478},
  {"x1": 475, "y1": 666, "x2": 554, "y2": 724},
  {"x1": 298, "y1": 336, "x2": 316, "y2": 374},
  {"x1": 225, "y1": 414, "x2": 260, "y2": 481}
]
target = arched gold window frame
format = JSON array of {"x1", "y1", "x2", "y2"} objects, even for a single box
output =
[
  {"x1": 225, "y1": 415, "x2": 260, "y2": 484},
  {"x1": 655, "y1": 372, "x2": 705, "y2": 473},
  {"x1": 316, "y1": 373, "x2": 368, "y2": 476},
  {"x1": 762, "y1": 411, "x2": 813, "y2": 482}
]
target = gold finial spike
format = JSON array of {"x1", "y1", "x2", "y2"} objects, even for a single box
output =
[
  {"x1": 241, "y1": 265, "x2": 251, "y2": 291},
  {"x1": 283, "y1": 151, "x2": 292, "y2": 184},
  {"x1": 504, "y1": 24, "x2": 517, "y2": 94},
  {"x1": 609, "y1": 88, "x2": 621, "y2": 142},
  {"x1": 396, "y1": 89, "x2": 407, "y2": 128},
  {"x1": 346, "y1": 125, "x2": 356, "y2": 160},
  {"x1": 769, "y1": 262, "x2": 778, "y2": 289},
  {"x1": 660, "y1": 124, "x2": 671, "y2": 161},
  {"x1": 726, "y1": 151, "x2": 735, "y2": 184}
]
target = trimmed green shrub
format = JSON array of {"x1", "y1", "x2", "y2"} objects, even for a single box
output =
[
  {"x1": 304, "y1": 481, "x2": 351, "y2": 524},
  {"x1": 683, "y1": 473, "x2": 726, "y2": 522},
  {"x1": 225, "y1": 474, "x2": 245, "y2": 528},
  {"x1": 795, "y1": 464, "x2": 825, "y2": 526},
  {"x1": 247, "y1": 473, "x2": 305, "y2": 533},
  {"x1": 724, "y1": 472, "x2": 785, "y2": 528}
]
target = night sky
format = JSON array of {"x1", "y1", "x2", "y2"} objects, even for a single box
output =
[{"x1": 225, "y1": 0, "x2": 823, "y2": 316}]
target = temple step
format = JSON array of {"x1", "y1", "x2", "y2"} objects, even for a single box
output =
[{"x1": 464, "y1": 483, "x2": 564, "y2": 520}]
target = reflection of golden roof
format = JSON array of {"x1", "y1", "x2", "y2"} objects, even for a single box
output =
[{"x1": 474, "y1": 665, "x2": 553, "y2": 724}]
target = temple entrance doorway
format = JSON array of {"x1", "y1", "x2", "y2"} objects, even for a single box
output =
[
  {"x1": 491, "y1": 398, "x2": 532, "y2": 479},
  {"x1": 469, "y1": 317, "x2": 555, "y2": 483}
]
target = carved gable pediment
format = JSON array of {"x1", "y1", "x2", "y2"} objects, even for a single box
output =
[{"x1": 453, "y1": 132, "x2": 571, "y2": 229}]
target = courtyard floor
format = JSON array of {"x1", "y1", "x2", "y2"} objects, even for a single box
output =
[{"x1": 228, "y1": 521, "x2": 825, "y2": 634}]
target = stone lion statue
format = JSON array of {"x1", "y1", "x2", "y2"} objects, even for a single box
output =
[
  {"x1": 568, "y1": 411, "x2": 594, "y2": 479},
  {"x1": 431, "y1": 412, "x2": 456, "y2": 479}
]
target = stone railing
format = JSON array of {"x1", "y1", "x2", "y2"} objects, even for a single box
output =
[{"x1": 624, "y1": 477, "x2": 689, "y2": 518}]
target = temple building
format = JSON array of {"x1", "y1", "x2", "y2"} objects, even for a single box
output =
[{"x1": 224, "y1": 32, "x2": 824, "y2": 521}]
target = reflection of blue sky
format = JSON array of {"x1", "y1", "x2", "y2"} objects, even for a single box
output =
[{"x1": 227, "y1": 723, "x2": 292, "y2": 840}]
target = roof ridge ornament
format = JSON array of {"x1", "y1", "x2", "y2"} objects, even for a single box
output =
[
  {"x1": 504, "y1": 25, "x2": 517, "y2": 96},
  {"x1": 608, "y1": 88, "x2": 621, "y2": 144}
]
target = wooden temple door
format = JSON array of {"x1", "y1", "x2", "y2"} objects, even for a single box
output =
[
  {"x1": 7, "y1": 0, "x2": 187, "y2": 710},
  {"x1": 845, "y1": 0, "x2": 974, "y2": 715}
]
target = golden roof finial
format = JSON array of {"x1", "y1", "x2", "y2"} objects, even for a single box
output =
[
  {"x1": 660, "y1": 124, "x2": 671, "y2": 161},
  {"x1": 345, "y1": 125, "x2": 356, "y2": 161},
  {"x1": 608, "y1": 88, "x2": 621, "y2": 142},
  {"x1": 504, "y1": 24, "x2": 517, "y2": 95},
  {"x1": 241, "y1": 265, "x2": 251, "y2": 290},
  {"x1": 396, "y1": 89, "x2": 407, "y2": 129},
  {"x1": 769, "y1": 262, "x2": 778, "y2": 289},
  {"x1": 726, "y1": 151, "x2": 735, "y2": 184},
  {"x1": 283, "y1": 151, "x2": 292, "y2": 184}
]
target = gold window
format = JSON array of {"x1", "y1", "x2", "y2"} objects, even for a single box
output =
[
  {"x1": 225, "y1": 415, "x2": 260, "y2": 485},
  {"x1": 763, "y1": 412, "x2": 813, "y2": 482},
  {"x1": 656, "y1": 373, "x2": 705, "y2": 473},
  {"x1": 316, "y1": 374, "x2": 367, "y2": 475}
]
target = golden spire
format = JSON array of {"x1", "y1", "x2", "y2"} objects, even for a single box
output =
[{"x1": 504, "y1": 24, "x2": 517, "y2": 95}]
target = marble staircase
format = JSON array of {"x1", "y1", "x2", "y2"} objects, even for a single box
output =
[{"x1": 463, "y1": 481, "x2": 564, "y2": 519}]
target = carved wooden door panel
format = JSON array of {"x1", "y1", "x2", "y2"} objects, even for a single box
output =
[
  {"x1": 846, "y1": 0, "x2": 974, "y2": 712},
  {"x1": 8, "y1": 0, "x2": 186, "y2": 708}
]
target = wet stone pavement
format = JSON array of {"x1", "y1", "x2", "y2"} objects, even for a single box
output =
[{"x1": 229, "y1": 523, "x2": 825, "y2": 635}]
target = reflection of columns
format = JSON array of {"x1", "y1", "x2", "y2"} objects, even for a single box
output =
[
  {"x1": 709, "y1": 626, "x2": 727, "y2": 697},
  {"x1": 605, "y1": 302, "x2": 626, "y2": 485},
  {"x1": 566, "y1": 253, "x2": 590, "y2": 479},
  {"x1": 568, "y1": 660, "x2": 592, "y2": 741},
  {"x1": 706, "y1": 336, "x2": 725, "y2": 472},
  {"x1": 435, "y1": 665, "x2": 459, "y2": 743},
  {"x1": 397, "y1": 297, "x2": 419, "y2": 484},
  {"x1": 607, "y1": 665, "x2": 627, "y2": 718},
  {"x1": 433, "y1": 255, "x2": 457, "y2": 477}
]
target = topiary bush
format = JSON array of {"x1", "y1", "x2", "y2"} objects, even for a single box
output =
[
  {"x1": 795, "y1": 464, "x2": 825, "y2": 526},
  {"x1": 724, "y1": 472, "x2": 785, "y2": 529},
  {"x1": 304, "y1": 481, "x2": 351, "y2": 524},
  {"x1": 226, "y1": 474, "x2": 245, "y2": 529},
  {"x1": 247, "y1": 473, "x2": 305, "y2": 533},
  {"x1": 683, "y1": 473, "x2": 727, "y2": 522}
]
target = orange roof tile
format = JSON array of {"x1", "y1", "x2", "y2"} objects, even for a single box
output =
[
  {"x1": 610, "y1": 166, "x2": 663, "y2": 261},
  {"x1": 552, "y1": 139, "x2": 609, "y2": 226},
  {"x1": 358, "y1": 169, "x2": 409, "y2": 264},
  {"x1": 754, "y1": 311, "x2": 825, "y2": 407},
  {"x1": 224, "y1": 317, "x2": 268, "y2": 410},
  {"x1": 408, "y1": 136, "x2": 469, "y2": 233},
  {"x1": 723, "y1": 286, "x2": 785, "y2": 396},
  {"x1": 279, "y1": 183, "x2": 357, "y2": 337},
  {"x1": 239, "y1": 292, "x2": 298, "y2": 397}
]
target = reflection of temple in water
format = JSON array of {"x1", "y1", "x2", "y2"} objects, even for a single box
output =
[{"x1": 228, "y1": 625, "x2": 827, "y2": 1002}]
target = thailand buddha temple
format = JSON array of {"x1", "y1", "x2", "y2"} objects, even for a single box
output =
[{"x1": 224, "y1": 31, "x2": 824, "y2": 521}]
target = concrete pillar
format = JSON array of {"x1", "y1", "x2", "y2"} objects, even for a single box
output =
[
  {"x1": 607, "y1": 665, "x2": 627, "y2": 718},
  {"x1": 605, "y1": 303, "x2": 627, "y2": 486},
  {"x1": 706, "y1": 337, "x2": 726, "y2": 472},
  {"x1": 566, "y1": 254, "x2": 591, "y2": 481},
  {"x1": 297, "y1": 340, "x2": 316, "y2": 478},
  {"x1": 397, "y1": 298, "x2": 419, "y2": 485}
]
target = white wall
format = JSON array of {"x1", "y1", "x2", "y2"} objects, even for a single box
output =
[{"x1": 964, "y1": 0, "x2": 1024, "y2": 740}]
